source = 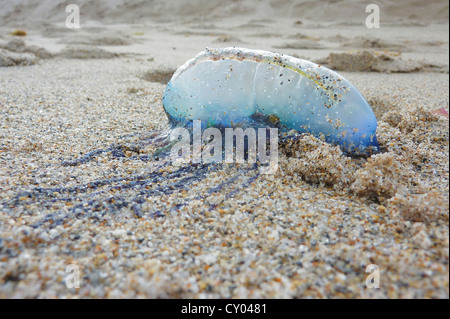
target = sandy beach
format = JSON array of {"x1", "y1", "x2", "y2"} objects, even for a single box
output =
[{"x1": 0, "y1": 0, "x2": 448, "y2": 298}]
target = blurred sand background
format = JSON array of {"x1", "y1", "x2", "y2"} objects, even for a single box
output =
[{"x1": 0, "y1": 0, "x2": 448, "y2": 298}]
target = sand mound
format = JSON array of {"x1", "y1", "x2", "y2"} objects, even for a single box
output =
[
  {"x1": 327, "y1": 50, "x2": 444, "y2": 73},
  {"x1": 0, "y1": 38, "x2": 53, "y2": 66},
  {"x1": 59, "y1": 46, "x2": 120, "y2": 59},
  {"x1": 350, "y1": 152, "x2": 416, "y2": 203},
  {"x1": 279, "y1": 105, "x2": 448, "y2": 211},
  {"x1": 280, "y1": 133, "x2": 357, "y2": 188},
  {"x1": 341, "y1": 36, "x2": 406, "y2": 51},
  {"x1": 388, "y1": 191, "x2": 449, "y2": 224},
  {"x1": 61, "y1": 35, "x2": 133, "y2": 46},
  {"x1": 275, "y1": 40, "x2": 324, "y2": 50},
  {"x1": 0, "y1": 50, "x2": 36, "y2": 66},
  {"x1": 141, "y1": 68, "x2": 176, "y2": 84}
]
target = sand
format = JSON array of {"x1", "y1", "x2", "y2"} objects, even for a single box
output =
[{"x1": 0, "y1": 0, "x2": 448, "y2": 298}]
